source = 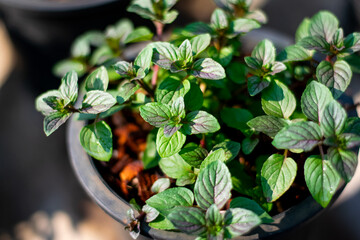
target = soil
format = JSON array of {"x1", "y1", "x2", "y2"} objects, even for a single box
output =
[{"x1": 94, "y1": 109, "x2": 311, "y2": 217}]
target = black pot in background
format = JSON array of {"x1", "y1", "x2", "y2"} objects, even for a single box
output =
[{"x1": 0, "y1": 0, "x2": 136, "y2": 93}]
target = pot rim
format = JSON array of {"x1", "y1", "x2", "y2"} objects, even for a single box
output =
[
  {"x1": 66, "y1": 117, "x2": 345, "y2": 240},
  {"x1": 0, "y1": 0, "x2": 118, "y2": 12}
]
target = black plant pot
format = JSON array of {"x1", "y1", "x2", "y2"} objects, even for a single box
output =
[
  {"x1": 0, "y1": 0, "x2": 133, "y2": 93},
  {"x1": 65, "y1": 29, "x2": 350, "y2": 240}
]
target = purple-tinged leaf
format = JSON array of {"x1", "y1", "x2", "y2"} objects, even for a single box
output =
[
  {"x1": 191, "y1": 58, "x2": 226, "y2": 80},
  {"x1": 261, "y1": 154, "x2": 297, "y2": 202},
  {"x1": 167, "y1": 206, "x2": 206, "y2": 236},
  {"x1": 301, "y1": 81, "x2": 333, "y2": 123},
  {"x1": 321, "y1": 100, "x2": 347, "y2": 138},
  {"x1": 223, "y1": 208, "x2": 261, "y2": 238},
  {"x1": 304, "y1": 155, "x2": 340, "y2": 208},
  {"x1": 316, "y1": 60, "x2": 352, "y2": 99},
  {"x1": 195, "y1": 160, "x2": 232, "y2": 209},
  {"x1": 139, "y1": 102, "x2": 172, "y2": 128},
  {"x1": 272, "y1": 121, "x2": 323, "y2": 152},
  {"x1": 328, "y1": 148, "x2": 357, "y2": 183},
  {"x1": 183, "y1": 110, "x2": 220, "y2": 135}
]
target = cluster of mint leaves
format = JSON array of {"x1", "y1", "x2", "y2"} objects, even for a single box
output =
[{"x1": 35, "y1": 0, "x2": 360, "y2": 239}]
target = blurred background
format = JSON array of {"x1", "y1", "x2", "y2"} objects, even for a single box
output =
[{"x1": 1, "y1": 0, "x2": 360, "y2": 239}]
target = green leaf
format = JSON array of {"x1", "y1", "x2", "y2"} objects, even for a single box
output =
[
  {"x1": 171, "y1": 97, "x2": 186, "y2": 119},
  {"x1": 79, "y1": 121, "x2": 113, "y2": 161},
  {"x1": 211, "y1": 8, "x2": 229, "y2": 30},
  {"x1": 247, "y1": 76, "x2": 271, "y2": 96},
  {"x1": 200, "y1": 149, "x2": 226, "y2": 170},
  {"x1": 212, "y1": 141, "x2": 241, "y2": 162},
  {"x1": 229, "y1": 18, "x2": 260, "y2": 36},
  {"x1": 151, "y1": 178, "x2": 171, "y2": 193},
  {"x1": 178, "y1": 39, "x2": 193, "y2": 63},
  {"x1": 155, "y1": 76, "x2": 190, "y2": 105},
  {"x1": 113, "y1": 61, "x2": 131, "y2": 78},
  {"x1": 127, "y1": 0, "x2": 155, "y2": 21},
  {"x1": 183, "y1": 111, "x2": 220, "y2": 135},
  {"x1": 43, "y1": 111, "x2": 72, "y2": 136},
  {"x1": 321, "y1": 100, "x2": 347, "y2": 138},
  {"x1": 143, "y1": 204, "x2": 160, "y2": 223},
  {"x1": 152, "y1": 42, "x2": 180, "y2": 70},
  {"x1": 316, "y1": 60, "x2": 352, "y2": 99},
  {"x1": 226, "y1": 62, "x2": 247, "y2": 84},
  {"x1": 105, "y1": 19, "x2": 133, "y2": 41},
  {"x1": 242, "y1": 137, "x2": 259, "y2": 155},
  {"x1": 246, "y1": 10, "x2": 267, "y2": 24},
  {"x1": 179, "y1": 145, "x2": 208, "y2": 168},
  {"x1": 261, "y1": 154, "x2": 297, "y2": 202},
  {"x1": 116, "y1": 81, "x2": 140, "y2": 104},
  {"x1": 85, "y1": 66, "x2": 109, "y2": 92},
  {"x1": 344, "y1": 32, "x2": 360, "y2": 53},
  {"x1": 205, "y1": 204, "x2": 223, "y2": 235},
  {"x1": 345, "y1": 117, "x2": 360, "y2": 135},
  {"x1": 89, "y1": 45, "x2": 113, "y2": 66},
  {"x1": 36, "y1": 90, "x2": 62, "y2": 116},
  {"x1": 277, "y1": 45, "x2": 312, "y2": 62},
  {"x1": 295, "y1": 18, "x2": 311, "y2": 43},
  {"x1": 124, "y1": 27, "x2": 153, "y2": 43},
  {"x1": 230, "y1": 197, "x2": 273, "y2": 224},
  {"x1": 146, "y1": 187, "x2": 194, "y2": 216},
  {"x1": 195, "y1": 160, "x2": 232, "y2": 209},
  {"x1": 244, "y1": 56, "x2": 262, "y2": 70},
  {"x1": 304, "y1": 155, "x2": 340, "y2": 208},
  {"x1": 221, "y1": 108, "x2": 253, "y2": 135},
  {"x1": 309, "y1": 11, "x2": 339, "y2": 42},
  {"x1": 134, "y1": 44, "x2": 153, "y2": 73},
  {"x1": 328, "y1": 148, "x2": 357, "y2": 182},
  {"x1": 208, "y1": 46, "x2": 234, "y2": 67},
  {"x1": 163, "y1": 10, "x2": 179, "y2": 24},
  {"x1": 338, "y1": 133, "x2": 360, "y2": 148},
  {"x1": 272, "y1": 121, "x2": 323, "y2": 151},
  {"x1": 139, "y1": 102, "x2": 172, "y2": 128},
  {"x1": 298, "y1": 36, "x2": 330, "y2": 53},
  {"x1": 149, "y1": 214, "x2": 175, "y2": 230},
  {"x1": 251, "y1": 39, "x2": 276, "y2": 66},
  {"x1": 247, "y1": 116, "x2": 288, "y2": 138},
  {"x1": 53, "y1": 59, "x2": 86, "y2": 78},
  {"x1": 261, "y1": 79, "x2": 296, "y2": 119},
  {"x1": 76, "y1": 105, "x2": 124, "y2": 121},
  {"x1": 301, "y1": 81, "x2": 333, "y2": 122},
  {"x1": 190, "y1": 34, "x2": 211, "y2": 57},
  {"x1": 81, "y1": 90, "x2": 116, "y2": 114},
  {"x1": 183, "y1": 22, "x2": 214, "y2": 36},
  {"x1": 332, "y1": 28, "x2": 344, "y2": 48},
  {"x1": 191, "y1": 58, "x2": 226, "y2": 80},
  {"x1": 184, "y1": 82, "x2": 204, "y2": 111},
  {"x1": 143, "y1": 129, "x2": 160, "y2": 169},
  {"x1": 223, "y1": 208, "x2": 261, "y2": 238},
  {"x1": 168, "y1": 207, "x2": 206, "y2": 236},
  {"x1": 159, "y1": 153, "x2": 193, "y2": 179},
  {"x1": 270, "y1": 62, "x2": 286, "y2": 75},
  {"x1": 156, "y1": 128, "x2": 186, "y2": 158}
]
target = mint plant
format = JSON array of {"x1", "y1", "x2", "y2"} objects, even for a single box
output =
[{"x1": 36, "y1": 1, "x2": 360, "y2": 239}]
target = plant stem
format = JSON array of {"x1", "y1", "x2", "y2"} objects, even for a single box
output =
[
  {"x1": 151, "y1": 21, "x2": 164, "y2": 88},
  {"x1": 136, "y1": 79, "x2": 155, "y2": 99},
  {"x1": 318, "y1": 144, "x2": 325, "y2": 160},
  {"x1": 284, "y1": 149, "x2": 288, "y2": 158}
]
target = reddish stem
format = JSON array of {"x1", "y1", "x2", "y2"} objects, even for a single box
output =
[{"x1": 151, "y1": 21, "x2": 164, "y2": 88}]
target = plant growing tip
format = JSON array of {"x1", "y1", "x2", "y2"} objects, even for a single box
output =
[{"x1": 36, "y1": 1, "x2": 360, "y2": 239}]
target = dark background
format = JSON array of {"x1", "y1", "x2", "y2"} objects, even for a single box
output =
[{"x1": 0, "y1": 0, "x2": 360, "y2": 239}]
